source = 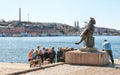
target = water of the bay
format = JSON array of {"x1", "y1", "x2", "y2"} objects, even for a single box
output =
[{"x1": 0, "y1": 36, "x2": 120, "y2": 63}]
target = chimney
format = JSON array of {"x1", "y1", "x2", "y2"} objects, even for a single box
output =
[{"x1": 19, "y1": 8, "x2": 21, "y2": 22}]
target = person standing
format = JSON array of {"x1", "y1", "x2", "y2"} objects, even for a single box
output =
[
  {"x1": 36, "y1": 46, "x2": 44, "y2": 63},
  {"x1": 44, "y1": 49, "x2": 50, "y2": 60},
  {"x1": 28, "y1": 49, "x2": 34, "y2": 62},
  {"x1": 51, "y1": 47, "x2": 56, "y2": 63},
  {"x1": 102, "y1": 39, "x2": 114, "y2": 64},
  {"x1": 57, "y1": 47, "x2": 64, "y2": 62},
  {"x1": 42, "y1": 47, "x2": 46, "y2": 55}
]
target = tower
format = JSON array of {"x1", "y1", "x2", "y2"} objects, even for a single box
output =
[
  {"x1": 19, "y1": 8, "x2": 21, "y2": 22},
  {"x1": 74, "y1": 21, "x2": 76, "y2": 27},
  {"x1": 77, "y1": 21, "x2": 79, "y2": 28}
]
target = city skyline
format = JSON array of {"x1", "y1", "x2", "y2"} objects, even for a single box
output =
[{"x1": 0, "y1": 0, "x2": 120, "y2": 30}]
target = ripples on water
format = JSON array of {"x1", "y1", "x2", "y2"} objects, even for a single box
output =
[{"x1": 0, "y1": 36, "x2": 120, "y2": 63}]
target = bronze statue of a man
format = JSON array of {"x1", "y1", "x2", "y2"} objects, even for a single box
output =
[{"x1": 75, "y1": 17, "x2": 96, "y2": 48}]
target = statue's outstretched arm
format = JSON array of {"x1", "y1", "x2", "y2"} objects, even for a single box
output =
[{"x1": 75, "y1": 36, "x2": 86, "y2": 45}]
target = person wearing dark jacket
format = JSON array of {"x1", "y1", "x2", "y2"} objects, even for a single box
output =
[
  {"x1": 44, "y1": 49, "x2": 50, "y2": 60},
  {"x1": 51, "y1": 47, "x2": 56, "y2": 63},
  {"x1": 57, "y1": 47, "x2": 64, "y2": 62}
]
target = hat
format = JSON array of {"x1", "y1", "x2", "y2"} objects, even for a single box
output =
[{"x1": 104, "y1": 39, "x2": 107, "y2": 41}]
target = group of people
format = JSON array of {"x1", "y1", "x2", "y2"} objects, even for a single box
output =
[
  {"x1": 28, "y1": 46, "x2": 66, "y2": 67},
  {"x1": 28, "y1": 39, "x2": 114, "y2": 67}
]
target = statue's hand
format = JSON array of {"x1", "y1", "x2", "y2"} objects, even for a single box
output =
[{"x1": 75, "y1": 42, "x2": 79, "y2": 45}]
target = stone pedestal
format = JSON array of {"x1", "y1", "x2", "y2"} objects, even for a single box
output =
[
  {"x1": 80, "y1": 47, "x2": 98, "y2": 52},
  {"x1": 65, "y1": 51, "x2": 109, "y2": 66}
]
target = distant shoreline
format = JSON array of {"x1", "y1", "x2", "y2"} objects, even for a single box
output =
[
  {"x1": 0, "y1": 35, "x2": 120, "y2": 37},
  {"x1": 0, "y1": 21, "x2": 120, "y2": 37}
]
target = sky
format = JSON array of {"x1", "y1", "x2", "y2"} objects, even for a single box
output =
[{"x1": 0, "y1": 0, "x2": 120, "y2": 30}]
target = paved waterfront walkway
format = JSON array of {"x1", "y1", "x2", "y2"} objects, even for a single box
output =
[
  {"x1": 21, "y1": 60, "x2": 120, "y2": 75},
  {"x1": 0, "y1": 59, "x2": 120, "y2": 75},
  {"x1": 0, "y1": 62, "x2": 64, "y2": 75}
]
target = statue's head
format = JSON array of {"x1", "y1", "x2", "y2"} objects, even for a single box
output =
[{"x1": 89, "y1": 17, "x2": 96, "y2": 25}]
